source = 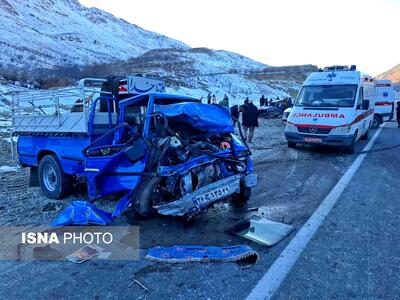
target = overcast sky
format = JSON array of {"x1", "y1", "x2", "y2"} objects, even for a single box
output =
[{"x1": 80, "y1": 0, "x2": 399, "y2": 75}]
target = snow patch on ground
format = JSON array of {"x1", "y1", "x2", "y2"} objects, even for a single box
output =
[{"x1": 0, "y1": 166, "x2": 19, "y2": 173}]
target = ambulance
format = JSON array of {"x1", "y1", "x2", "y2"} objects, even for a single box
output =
[
  {"x1": 284, "y1": 66, "x2": 375, "y2": 154},
  {"x1": 372, "y1": 80, "x2": 395, "y2": 128}
]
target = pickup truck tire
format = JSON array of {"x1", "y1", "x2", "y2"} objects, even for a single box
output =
[
  {"x1": 38, "y1": 155, "x2": 71, "y2": 199},
  {"x1": 233, "y1": 184, "x2": 252, "y2": 204},
  {"x1": 132, "y1": 177, "x2": 160, "y2": 218}
]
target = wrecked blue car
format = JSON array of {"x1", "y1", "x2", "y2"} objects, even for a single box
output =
[{"x1": 13, "y1": 75, "x2": 257, "y2": 219}]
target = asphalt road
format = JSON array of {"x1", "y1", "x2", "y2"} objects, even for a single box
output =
[{"x1": 0, "y1": 122, "x2": 399, "y2": 299}]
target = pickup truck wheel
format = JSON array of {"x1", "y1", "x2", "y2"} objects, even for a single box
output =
[
  {"x1": 38, "y1": 155, "x2": 71, "y2": 199},
  {"x1": 132, "y1": 177, "x2": 160, "y2": 219},
  {"x1": 232, "y1": 184, "x2": 251, "y2": 204},
  {"x1": 287, "y1": 142, "x2": 296, "y2": 148}
]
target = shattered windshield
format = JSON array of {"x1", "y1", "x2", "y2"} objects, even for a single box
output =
[{"x1": 295, "y1": 85, "x2": 358, "y2": 107}]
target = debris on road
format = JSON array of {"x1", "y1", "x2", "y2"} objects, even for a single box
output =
[
  {"x1": 145, "y1": 245, "x2": 259, "y2": 265},
  {"x1": 51, "y1": 201, "x2": 113, "y2": 226},
  {"x1": 129, "y1": 279, "x2": 150, "y2": 293},
  {"x1": 66, "y1": 244, "x2": 104, "y2": 264},
  {"x1": 229, "y1": 216, "x2": 294, "y2": 246}
]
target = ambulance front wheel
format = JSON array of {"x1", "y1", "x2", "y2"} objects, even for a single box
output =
[
  {"x1": 287, "y1": 141, "x2": 297, "y2": 148},
  {"x1": 361, "y1": 129, "x2": 369, "y2": 140},
  {"x1": 344, "y1": 135, "x2": 356, "y2": 154}
]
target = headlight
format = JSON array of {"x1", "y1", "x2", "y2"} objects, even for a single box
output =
[
  {"x1": 285, "y1": 123, "x2": 298, "y2": 132},
  {"x1": 331, "y1": 125, "x2": 351, "y2": 135}
]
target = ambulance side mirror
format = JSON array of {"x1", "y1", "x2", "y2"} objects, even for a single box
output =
[{"x1": 362, "y1": 100, "x2": 370, "y2": 110}]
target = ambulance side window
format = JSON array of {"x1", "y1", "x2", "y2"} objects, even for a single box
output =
[{"x1": 357, "y1": 87, "x2": 363, "y2": 108}]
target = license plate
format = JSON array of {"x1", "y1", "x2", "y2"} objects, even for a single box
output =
[
  {"x1": 193, "y1": 186, "x2": 231, "y2": 206},
  {"x1": 304, "y1": 137, "x2": 322, "y2": 143}
]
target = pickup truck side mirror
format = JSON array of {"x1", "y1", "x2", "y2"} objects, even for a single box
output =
[{"x1": 362, "y1": 100, "x2": 369, "y2": 110}]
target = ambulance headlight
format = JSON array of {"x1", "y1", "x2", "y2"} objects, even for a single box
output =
[
  {"x1": 285, "y1": 123, "x2": 298, "y2": 132},
  {"x1": 331, "y1": 125, "x2": 351, "y2": 134}
]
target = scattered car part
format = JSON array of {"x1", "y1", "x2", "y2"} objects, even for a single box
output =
[{"x1": 229, "y1": 216, "x2": 294, "y2": 246}]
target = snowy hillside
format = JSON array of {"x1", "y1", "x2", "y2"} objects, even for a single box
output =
[
  {"x1": 377, "y1": 64, "x2": 400, "y2": 83},
  {"x1": 0, "y1": 0, "x2": 188, "y2": 70},
  {"x1": 84, "y1": 48, "x2": 305, "y2": 105}
]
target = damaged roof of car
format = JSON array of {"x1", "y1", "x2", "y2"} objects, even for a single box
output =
[{"x1": 120, "y1": 93, "x2": 235, "y2": 133}]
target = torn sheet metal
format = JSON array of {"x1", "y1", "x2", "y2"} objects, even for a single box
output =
[
  {"x1": 145, "y1": 245, "x2": 259, "y2": 265},
  {"x1": 52, "y1": 190, "x2": 132, "y2": 226},
  {"x1": 154, "y1": 174, "x2": 241, "y2": 216},
  {"x1": 51, "y1": 201, "x2": 113, "y2": 226},
  {"x1": 230, "y1": 216, "x2": 294, "y2": 246}
]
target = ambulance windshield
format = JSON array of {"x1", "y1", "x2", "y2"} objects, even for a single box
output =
[{"x1": 295, "y1": 85, "x2": 358, "y2": 108}]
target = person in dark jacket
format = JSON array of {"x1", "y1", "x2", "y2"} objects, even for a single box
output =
[
  {"x1": 260, "y1": 95, "x2": 266, "y2": 106},
  {"x1": 241, "y1": 99, "x2": 259, "y2": 143},
  {"x1": 396, "y1": 101, "x2": 400, "y2": 128},
  {"x1": 207, "y1": 93, "x2": 212, "y2": 104},
  {"x1": 230, "y1": 105, "x2": 239, "y2": 125}
]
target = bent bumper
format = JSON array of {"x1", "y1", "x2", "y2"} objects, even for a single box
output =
[
  {"x1": 285, "y1": 132, "x2": 354, "y2": 147},
  {"x1": 154, "y1": 173, "x2": 256, "y2": 217}
]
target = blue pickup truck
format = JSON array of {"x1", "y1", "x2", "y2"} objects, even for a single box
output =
[{"x1": 12, "y1": 75, "x2": 257, "y2": 219}]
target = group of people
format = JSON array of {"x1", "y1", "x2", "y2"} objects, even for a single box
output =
[{"x1": 259, "y1": 95, "x2": 293, "y2": 109}]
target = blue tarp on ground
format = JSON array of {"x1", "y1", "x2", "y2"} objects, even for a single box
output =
[{"x1": 155, "y1": 103, "x2": 234, "y2": 133}]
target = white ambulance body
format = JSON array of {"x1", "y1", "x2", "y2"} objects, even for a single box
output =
[
  {"x1": 284, "y1": 66, "x2": 375, "y2": 154},
  {"x1": 372, "y1": 80, "x2": 395, "y2": 128}
]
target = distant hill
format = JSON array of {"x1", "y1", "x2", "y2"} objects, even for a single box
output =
[{"x1": 377, "y1": 64, "x2": 400, "y2": 83}]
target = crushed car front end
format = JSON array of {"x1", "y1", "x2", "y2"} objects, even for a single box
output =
[{"x1": 120, "y1": 93, "x2": 257, "y2": 219}]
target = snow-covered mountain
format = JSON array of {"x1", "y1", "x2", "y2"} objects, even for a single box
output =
[
  {"x1": 85, "y1": 47, "x2": 305, "y2": 104},
  {"x1": 0, "y1": 0, "x2": 312, "y2": 106},
  {"x1": 0, "y1": 0, "x2": 188, "y2": 70}
]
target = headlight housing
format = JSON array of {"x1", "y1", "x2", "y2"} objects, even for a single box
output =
[
  {"x1": 285, "y1": 123, "x2": 298, "y2": 132},
  {"x1": 331, "y1": 125, "x2": 351, "y2": 135}
]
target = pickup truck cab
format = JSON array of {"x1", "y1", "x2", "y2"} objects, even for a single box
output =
[
  {"x1": 284, "y1": 65, "x2": 375, "y2": 154},
  {"x1": 13, "y1": 75, "x2": 256, "y2": 219}
]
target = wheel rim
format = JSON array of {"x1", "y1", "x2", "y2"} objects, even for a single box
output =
[
  {"x1": 372, "y1": 118, "x2": 378, "y2": 128},
  {"x1": 43, "y1": 165, "x2": 57, "y2": 192}
]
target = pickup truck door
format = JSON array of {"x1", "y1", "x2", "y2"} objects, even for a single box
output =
[{"x1": 82, "y1": 123, "x2": 148, "y2": 199}]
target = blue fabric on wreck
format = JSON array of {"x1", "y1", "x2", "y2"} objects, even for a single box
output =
[
  {"x1": 145, "y1": 245, "x2": 259, "y2": 264},
  {"x1": 155, "y1": 103, "x2": 234, "y2": 133},
  {"x1": 51, "y1": 201, "x2": 113, "y2": 226}
]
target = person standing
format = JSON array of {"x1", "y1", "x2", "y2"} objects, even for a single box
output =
[
  {"x1": 219, "y1": 94, "x2": 230, "y2": 110},
  {"x1": 396, "y1": 101, "x2": 400, "y2": 128},
  {"x1": 260, "y1": 95, "x2": 266, "y2": 106},
  {"x1": 207, "y1": 92, "x2": 212, "y2": 104},
  {"x1": 230, "y1": 104, "x2": 239, "y2": 125},
  {"x1": 241, "y1": 99, "x2": 259, "y2": 143},
  {"x1": 211, "y1": 94, "x2": 217, "y2": 104}
]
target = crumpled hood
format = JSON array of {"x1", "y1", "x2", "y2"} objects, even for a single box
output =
[{"x1": 155, "y1": 102, "x2": 234, "y2": 133}]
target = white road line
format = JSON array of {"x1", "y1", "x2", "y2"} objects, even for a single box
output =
[{"x1": 246, "y1": 126, "x2": 384, "y2": 300}]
